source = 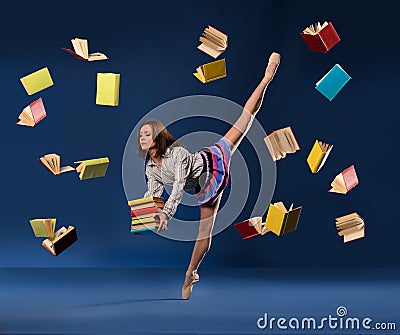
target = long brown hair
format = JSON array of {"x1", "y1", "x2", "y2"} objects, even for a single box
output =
[{"x1": 137, "y1": 120, "x2": 183, "y2": 160}]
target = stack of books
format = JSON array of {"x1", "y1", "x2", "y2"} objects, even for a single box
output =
[{"x1": 128, "y1": 196, "x2": 165, "y2": 234}]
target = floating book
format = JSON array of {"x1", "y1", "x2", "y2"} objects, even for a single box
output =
[
  {"x1": 74, "y1": 157, "x2": 109, "y2": 180},
  {"x1": 335, "y1": 212, "x2": 365, "y2": 243},
  {"x1": 29, "y1": 218, "x2": 56, "y2": 238},
  {"x1": 329, "y1": 165, "x2": 359, "y2": 194},
  {"x1": 193, "y1": 59, "x2": 226, "y2": 83},
  {"x1": 300, "y1": 21, "x2": 340, "y2": 53},
  {"x1": 264, "y1": 126, "x2": 300, "y2": 161},
  {"x1": 265, "y1": 202, "x2": 302, "y2": 236},
  {"x1": 20, "y1": 67, "x2": 54, "y2": 95},
  {"x1": 96, "y1": 73, "x2": 120, "y2": 106},
  {"x1": 17, "y1": 98, "x2": 46, "y2": 127},
  {"x1": 234, "y1": 217, "x2": 270, "y2": 240},
  {"x1": 42, "y1": 226, "x2": 78, "y2": 256},
  {"x1": 197, "y1": 25, "x2": 228, "y2": 59},
  {"x1": 62, "y1": 38, "x2": 108, "y2": 62},
  {"x1": 306, "y1": 140, "x2": 333, "y2": 173},
  {"x1": 315, "y1": 64, "x2": 351, "y2": 101},
  {"x1": 39, "y1": 153, "x2": 75, "y2": 176}
]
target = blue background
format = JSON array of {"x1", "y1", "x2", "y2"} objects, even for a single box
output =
[{"x1": 1, "y1": 0, "x2": 397, "y2": 268}]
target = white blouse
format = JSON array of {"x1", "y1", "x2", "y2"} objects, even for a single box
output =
[{"x1": 144, "y1": 145, "x2": 204, "y2": 219}]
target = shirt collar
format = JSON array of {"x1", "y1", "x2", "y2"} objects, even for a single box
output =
[{"x1": 147, "y1": 147, "x2": 171, "y2": 166}]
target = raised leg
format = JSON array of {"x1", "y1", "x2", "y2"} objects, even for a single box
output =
[{"x1": 224, "y1": 52, "x2": 280, "y2": 154}]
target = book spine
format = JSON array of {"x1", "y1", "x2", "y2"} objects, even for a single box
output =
[
  {"x1": 300, "y1": 33, "x2": 327, "y2": 53},
  {"x1": 319, "y1": 22, "x2": 341, "y2": 52},
  {"x1": 131, "y1": 206, "x2": 159, "y2": 217}
]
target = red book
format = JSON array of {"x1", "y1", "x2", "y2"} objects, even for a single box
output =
[
  {"x1": 131, "y1": 206, "x2": 160, "y2": 217},
  {"x1": 17, "y1": 97, "x2": 46, "y2": 127},
  {"x1": 329, "y1": 165, "x2": 359, "y2": 194},
  {"x1": 234, "y1": 217, "x2": 269, "y2": 240},
  {"x1": 300, "y1": 21, "x2": 340, "y2": 53}
]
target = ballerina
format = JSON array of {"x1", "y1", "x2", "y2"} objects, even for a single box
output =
[{"x1": 137, "y1": 52, "x2": 281, "y2": 299}]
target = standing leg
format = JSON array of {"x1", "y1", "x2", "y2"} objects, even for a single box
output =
[
  {"x1": 224, "y1": 52, "x2": 281, "y2": 154},
  {"x1": 182, "y1": 193, "x2": 223, "y2": 299}
]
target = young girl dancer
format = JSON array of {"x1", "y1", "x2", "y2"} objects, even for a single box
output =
[{"x1": 137, "y1": 52, "x2": 281, "y2": 299}]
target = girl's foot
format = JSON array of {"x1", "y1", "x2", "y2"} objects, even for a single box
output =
[
  {"x1": 262, "y1": 52, "x2": 281, "y2": 83},
  {"x1": 181, "y1": 270, "x2": 200, "y2": 300}
]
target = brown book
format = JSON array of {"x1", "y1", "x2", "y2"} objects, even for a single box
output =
[
  {"x1": 197, "y1": 25, "x2": 228, "y2": 58},
  {"x1": 335, "y1": 212, "x2": 365, "y2": 243},
  {"x1": 39, "y1": 153, "x2": 75, "y2": 176},
  {"x1": 42, "y1": 226, "x2": 78, "y2": 256},
  {"x1": 264, "y1": 126, "x2": 300, "y2": 161}
]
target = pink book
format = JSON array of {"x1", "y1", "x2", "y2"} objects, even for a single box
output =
[
  {"x1": 329, "y1": 165, "x2": 359, "y2": 194},
  {"x1": 16, "y1": 97, "x2": 46, "y2": 127}
]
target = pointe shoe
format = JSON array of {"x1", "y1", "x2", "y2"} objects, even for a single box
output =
[
  {"x1": 262, "y1": 52, "x2": 281, "y2": 83},
  {"x1": 181, "y1": 271, "x2": 200, "y2": 300}
]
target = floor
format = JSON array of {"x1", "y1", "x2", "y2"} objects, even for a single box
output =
[{"x1": 0, "y1": 267, "x2": 399, "y2": 334}]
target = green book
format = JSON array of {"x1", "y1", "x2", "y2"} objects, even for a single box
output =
[
  {"x1": 74, "y1": 157, "x2": 109, "y2": 180},
  {"x1": 29, "y1": 218, "x2": 56, "y2": 238},
  {"x1": 96, "y1": 73, "x2": 120, "y2": 106},
  {"x1": 20, "y1": 67, "x2": 54, "y2": 95}
]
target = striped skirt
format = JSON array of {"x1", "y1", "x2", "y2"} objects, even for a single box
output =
[{"x1": 194, "y1": 137, "x2": 232, "y2": 207}]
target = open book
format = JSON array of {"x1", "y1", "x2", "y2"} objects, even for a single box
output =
[
  {"x1": 29, "y1": 218, "x2": 56, "y2": 238},
  {"x1": 306, "y1": 139, "x2": 333, "y2": 173},
  {"x1": 193, "y1": 59, "x2": 226, "y2": 84},
  {"x1": 264, "y1": 126, "x2": 300, "y2": 161},
  {"x1": 62, "y1": 38, "x2": 108, "y2": 62},
  {"x1": 335, "y1": 212, "x2": 365, "y2": 243},
  {"x1": 265, "y1": 202, "x2": 302, "y2": 236},
  {"x1": 197, "y1": 25, "x2": 228, "y2": 59},
  {"x1": 234, "y1": 217, "x2": 270, "y2": 240},
  {"x1": 39, "y1": 153, "x2": 75, "y2": 175},
  {"x1": 300, "y1": 21, "x2": 340, "y2": 53},
  {"x1": 329, "y1": 165, "x2": 359, "y2": 194},
  {"x1": 74, "y1": 157, "x2": 109, "y2": 180},
  {"x1": 17, "y1": 97, "x2": 46, "y2": 127},
  {"x1": 42, "y1": 226, "x2": 78, "y2": 256}
]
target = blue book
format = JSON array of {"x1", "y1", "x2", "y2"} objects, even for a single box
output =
[
  {"x1": 131, "y1": 226, "x2": 157, "y2": 235},
  {"x1": 315, "y1": 64, "x2": 351, "y2": 101}
]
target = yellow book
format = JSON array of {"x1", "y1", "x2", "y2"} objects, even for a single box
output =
[
  {"x1": 265, "y1": 202, "x2": 302, "y2": 236},
  {"x1": 193, "y1": 59, "x2": 226, "y2": 83},
  {"x1": 128, "y1": 196, "x2": 164, "y2": 207},
  {"x1": 96, "y1": 73, "x2": 120, "y2": 106},
  {"x1": 306, "y1": 140, "x2": 333, "y2": 173},
  {"x1": 74, "y1": 157, "x2": 109, "y2": 180},
  {"x1": 29, "y1": 218, "x2": 56, "y2": 238},
  {"x1": 20, "y1": 67, "x2": 54, "y2": 95}
]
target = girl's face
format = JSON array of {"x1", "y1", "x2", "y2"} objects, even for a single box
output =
[{"x1": 139, "y1": 125, "x2": 156, "y2": 151}]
